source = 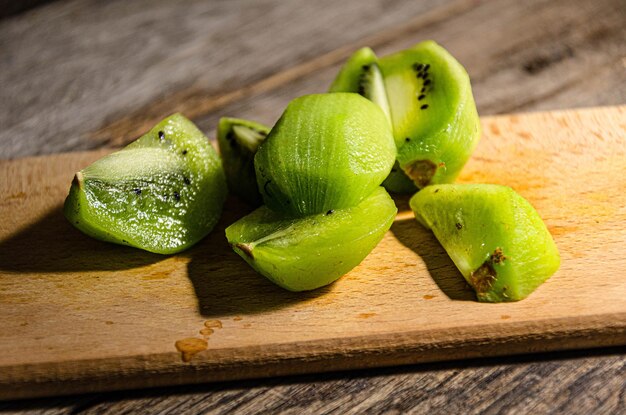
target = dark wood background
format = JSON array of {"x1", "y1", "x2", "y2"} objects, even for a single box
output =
[{"x1": 1, "y1": 0, "x2": 624, "y2": 413}]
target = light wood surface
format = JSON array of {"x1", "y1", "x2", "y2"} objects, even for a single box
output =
[{"x1": 1, "y1": 106, "x2": 624, "y2": 401}]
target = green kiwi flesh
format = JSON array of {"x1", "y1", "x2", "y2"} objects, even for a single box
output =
[
  {"x1": 330, "y1": 48, "x2": 416, "y2": 194},
  {"x1": 64, "y1": 113, "x2": 227, "y2": 254},
  {"x1": 380, "y1": 40, "x2": 481, "y2": 188},
  {"x1": 217, "y1": 117, "x2": 270, "y2": 206},
  {"x1": 410, "y1": 184, "x2": 560, "y2": 302},
  {"x1": 382, "y1": 161, "x2": 418, "y2": 194},
  {"x1": 254, "y1": 93, "x2": 396, "y2": 216},
  {"x1": 226, "y1": 187, "x2": 397, "y2": 291},
  {"x1": 329, "y1": 47, "x2": 392, "y2": 124}
]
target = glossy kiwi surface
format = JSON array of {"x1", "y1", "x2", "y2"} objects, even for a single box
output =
[
  {"x1": 380, "y1": 40, "x2": 480, "y2": 188},
  {"x1": 254, "y1": 93, "x2": 396, "y2": 216},
  {"x1": 410, "y1": 184, "x2": 560, "y2": 302},
  {"x1": 226, "y1": 187, "x2": 397, "y2": 291},
  {"x1": 330, "y1": 48, "x2": 415, "y2": 194},
  {"x1": 64, "y1": 113, "x2": 227, "y2": 254},
  {"x1": 329, "y1": 47, "x2": 392, "y2": 124}
]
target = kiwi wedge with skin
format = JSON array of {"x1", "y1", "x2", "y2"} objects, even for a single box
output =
[
  {"x1": 380, "y1": 40, "x2": 481, "y2": 188},
  {"x1": 410, "y1": 184, "x2": 560, "y2": 302},
  {"x1": 217, "y1": 117, "x2": 270, "y2": 207},
  {"x1": 255, "y1": 93, "x2": 396, "y2": 216},
  {"x1": 226, "y1": 187, "x2": 397, "y2": 291},
  {"x1": 64, "y1": 113, "x2": 227, "y2": 254}
]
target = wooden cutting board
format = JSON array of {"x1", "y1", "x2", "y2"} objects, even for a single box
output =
[{"x1": 0, "y1": 106, "x2": 625, "y2": 401}]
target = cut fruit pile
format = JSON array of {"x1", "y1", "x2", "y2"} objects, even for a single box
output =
[
  {"x1": 64, "y1": 40, "x2": 560, "y2": 301},
  {"x1": 330, "y1": 41, "x2": 481, "y2": 192},
  {"x1": 227, "y1": 93, "x2": 397, "y2": 291}
]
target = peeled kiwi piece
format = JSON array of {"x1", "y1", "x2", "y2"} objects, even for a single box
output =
[
  {"x1": 226, "y1": 187, "x2": 397, "y2": 291},
  {"x1": 410, "y1": 184, "x2": 560, "y2": 302},
  {"x1": 64, "y1": 113, "x2": 227, "y2": 254},
  {"x1": 380, "y1": 40, "x2": 481, "y2": 188},
  {"x1": 330, "y1": 48, "x2": 416, "y2": 194},
  {"x1": 255, "y1": 93, "x2": 396, "y2": 216},
  {"x1": 217, "y1": 117, "x2": 270, "y2": 207},
  {"x1": 329, "y1": 47, "x2": 392, "y2": 124}
]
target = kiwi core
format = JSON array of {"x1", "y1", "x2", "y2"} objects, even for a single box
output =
[{"x1": 404, "y1": 159, "x2": 437, "y2": 188}]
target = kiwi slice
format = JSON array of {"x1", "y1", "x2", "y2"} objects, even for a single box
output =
[
  {"x1": 410, "y1": 184, "x2": 560, "y2": 302},
  {"x1": 255, "y1": 93, "x2": 396, "y2": 216},
  {"x1": 380, "y1": 40, "x2": 481, "y2": 188},
  {"x1": 217, "y1": 117, "x2": 270, "y2": 206},
  {"x1": 330, "y1": 48, "x2": 416, "y2": 194},
  {"x1": 64, "y1": 113, "x2": 227, "y2": 254},
  {"x1": 226, "y1": 187, "x2": 397, "y2": 291},
  {"x1": 329, "y1": 47, "x2": 392, "y2": 124}
]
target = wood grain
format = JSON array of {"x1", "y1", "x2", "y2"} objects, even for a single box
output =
[
  {"x1": 1, "y1": 0, "x2": 624, "y2": 158},
  {"x1": 0, "y1": 106, "x2": 625, "y2": 401},
  {"x1": 0, "y1": 0, "x2": 459, "y2": 158},
  {"x1": 1, "y1": 348, "x2": 624, "y2": 414}
]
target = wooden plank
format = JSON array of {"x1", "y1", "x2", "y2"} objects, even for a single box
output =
[
  {"x1": 2, "y1": 349, "x2": 623, "y2": 414},
  {"x1": 0, "y1": 106, "x2": 625, "y2": 400},
  {"x1": 0, "y1": 0, "x2": 459, "y2": 158},
  {"x1": 1, "y1": 0, "x2": 624, "y2": 159},
  {"x1": 189, "y1": 0, "x2": 626, "y2": 146}
]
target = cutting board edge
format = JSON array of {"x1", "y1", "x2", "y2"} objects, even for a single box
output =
[
  {"x1": 2, "y1": 311, "x2": 624, "y2": 401},
  {"x1": 0, "y1": 104, "x2": 623, "y2": 166}
]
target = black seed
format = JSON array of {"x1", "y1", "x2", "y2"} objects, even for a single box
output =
[
  {"x1": 226, "y1": 131, "x2": 234, "y2": 141},
  {"x1": 405, "y1": 137, "x2": 411, "y2": 142},
  {"x1": 424, "y1": 64, "x2": 430, "y2": 71},
  {"x1": 133, "y1": 188, "x2": 141, "y2": 195},
  {"x1": 182, "y1": 150, "x2": 188, "y2": 155},
  {"x1": 326, "y1": 209, "x2": 334, "y2": 215},
  {"x1": 413, "y1": 63, "x2": 424, "y2": 71},
  {"x1": 173, "y1": 191, "x2": 180, "y2": 201},
  {"x1": 75, "y1": 221, "x2": 79, "y2": 224},
  {"x1": 422, "y1": 72, "x2": 429, "y2": 80},
  {"x1": 424, "y1": 79, "x2": 431, "y2": 86},
  {"x1": 418, "y1": 94, "x2": 426, "y2": 100},
  {"x1": 421, "y1": 87, "x2": 426, "y2": 93},
  {"x1": 421, "y1": 104, "x2": 429, "y2": 110},
  {"x1": 183, "y1": 177, "x2": 191, "y2": 185},
  {"x1": 434, "y1": 189, "x2": 439, "y2": 193},
  {"x1": 158, "y1": 131, "x2": 165, "y2": 140},
  {"x1": 362, "y1": 64, "x2": 370, "y2": 71},
  {"x1": 456, "y1": 222, "x2": 463, "y2": 230}
]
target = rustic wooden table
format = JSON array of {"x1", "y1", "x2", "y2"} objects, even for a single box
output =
[{"x1": 1, "y1": 0, "x2": 624, "y2": 413}]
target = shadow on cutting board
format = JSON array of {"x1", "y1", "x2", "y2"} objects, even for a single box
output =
[
  {"x1": 390, "y1": 196, "x2": 475, "y2": 301},
  {"x1": 0, "y1": 197, "x2": 332, "y2": 317},
  {"x1": 185, "y1": 197, "x2": 334, "y2": 317},
  {"x1": 0, "y1": 204, "x2": 163, "y2": 272}
]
